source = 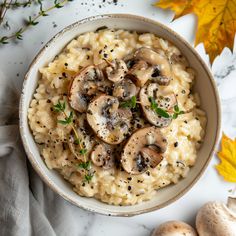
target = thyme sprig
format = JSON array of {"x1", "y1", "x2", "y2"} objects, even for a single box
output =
[
  {"x1": 1, "y1": 0, "x2": 34, "y2": 8},
  {"x1": 53, "y1": 101, "x2": 93, "y2": 183},
  {"x1": 77, "y1": 161, "x2": 94, "y2": 183},
  {"x1": 148, "y1": 96, "x2": 184, "y2": 119},
  {"x1": 0, "y1": 0, "x2": 73, "y2": 45}
]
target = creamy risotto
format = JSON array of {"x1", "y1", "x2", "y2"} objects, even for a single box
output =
[{"x1": 28, "y1": 29, "x2": 206, "y2": 205}]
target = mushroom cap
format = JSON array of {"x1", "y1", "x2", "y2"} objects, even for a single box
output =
[
  {"x1": 68, "y1": 65, "x2": 111, "y2": 113},
  {"x1": 86, "y1": 94, "x2": 132, "y2": 145},
  {"x1": 139, "y1": 83, "x2": 177, "y2": 127},
  {"x1": 105, "y1": 59, "x2": 128, "y2": 83},
  {"x1": 196, "y1": 201, "x2": 236, "y2": 236},
  {"x1": 133, "y1": 47, "x2": 173, "y2": 81},
  {"x1": 152, "y1": 221, "x2": 197, "y2": 236},
  {"x1": 121, "y1": 126, "x2": 167, "y2": 174}
]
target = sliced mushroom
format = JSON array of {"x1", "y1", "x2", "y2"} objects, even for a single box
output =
[
  {"x1": 90, "y1": 143, "x2": 114, "y2": 169},
  {"x1": 86, "y1": 94, "x2": 132, "y2": 145},
  {"x1": 139, "y1": 83, "x2": 177, "y2": 127},
  {"x1": 152, "y1": 221, "x2": 198, "y2": 236},
  {"x1": 121, "y1": 126, "x2": 167, "y2": 174},
  {"x1": 105, "y1": 59, "x2": 128, "y2": 83},
  {"x1": 128, "y1": 60, "x2": 153, "y2": 87},
  {"x1": 68, "y1": 65, "x2": 111, "y2": 113},
  {"x1": 112, "y1": 78, "x2": 138, "y2": 101},
  {"x1": 133, "y1": 47, "x2": 172, "y2": 86}
]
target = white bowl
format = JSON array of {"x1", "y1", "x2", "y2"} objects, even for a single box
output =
[{"x1": 19, "y1": 14, "x2": 221, "y2": 216}]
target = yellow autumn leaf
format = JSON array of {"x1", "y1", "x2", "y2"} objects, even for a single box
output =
[
  {"x1": 154, "y1": 0, "x2": 236, "y2": 63},
  {"x1": 216, "y1": 133, "x2": 236, "y2": 182}
]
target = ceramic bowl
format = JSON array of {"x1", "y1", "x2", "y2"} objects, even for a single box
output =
[{"x1": 19, "y1": 14, "x2": 221, "y2": 216}]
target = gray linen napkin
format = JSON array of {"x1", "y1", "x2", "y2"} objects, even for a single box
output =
[{"x1": 0, "y1": 81, "x2": 89, "y2": 236}]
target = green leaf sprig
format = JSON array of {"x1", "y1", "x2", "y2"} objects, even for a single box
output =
[
  {"x1": 0, "y1": 0, "x2": 73, "y2": 45},
  {"x1": 148, "y1": 97, "x2": 184, "y2": 119},
  {"x1": 149, "y1": 97, "x2": 170, "y2": 118},
  {"x1": 77, "y1": 161, "x2": 94, "y2": 183},
  {"x1": 120, "y1": 96, "x2": 137, "y2": 109},
  {"x1": 53, "y1": 100, "x2": 93, "y2": 183},
  {"x1": 172, "y1": 105, "x2": 185, "y2": 119}
]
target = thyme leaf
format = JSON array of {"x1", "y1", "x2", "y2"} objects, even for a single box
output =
[
  {"x1": 148, "y1": 97, "x2": 170, "y2": 118},
  {"x1": 120, "y1": 96, "x2": 137, "y2": 109},
  {"x1": 0, "y1": 0, "x2": 73, "y2": 45}
]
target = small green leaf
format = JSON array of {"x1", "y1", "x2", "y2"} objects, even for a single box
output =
[
  {"x1": 84, "y1": 173, "x2": 94, "y2": 183},
  {"x1": 78, "y1": 161, "x2": 91, "y2": 170},
  {"x1": 155, "y1": 107, "x2": 170, "y2": 118},
  {"x1": 172, "y1": 113, "x2": 178, "y2": 119},
  {"x1": 79, "y1": 149, "x2": 87, "y2": 155},
  {"x1": 120, "y1": 96, "x2": 137, "y2": 109},
  {"x1": 74, "y1": 138, "x2": 81, "y2": 145},
  {"x1": 174, "y1": 105, "x2": 180, "y2": 113},
  {"x1": 0, "y1": 37, "x2": 9, "y2": 44},
  {"x1": 149, "y1": 96, "x2": 170, "y2": 118},
  {"x1": 54, "y1": 101, "x2": 66, "y2": 112},
  {"x1": 58, "y1": 119, "x2": 68, "y2": 125}
]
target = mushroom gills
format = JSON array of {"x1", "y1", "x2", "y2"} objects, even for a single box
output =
[
  {"x1": 133, "y1": 47, "x2": 172, "y2": 86},
  {"x1": 121, "y1": 126, "x2": 167, "y2": 174},
  {"x1": 105, "y1": 59, "x2": 128, "y2": 83},
  {"x1": 128, "y1": 60, "x2": 153, "y2": 87}
]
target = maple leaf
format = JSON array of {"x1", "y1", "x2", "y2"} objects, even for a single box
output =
[
  {"x1": 155, "y1": 0, "x2": 236, "y2": 63},
  {"x1": 216, "y1": 133, "x2": 236, "y2": 183}
]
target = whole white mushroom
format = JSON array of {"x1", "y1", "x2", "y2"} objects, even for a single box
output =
[
  {"x1": 196, "y1": 197, "x2": 236, "y2": 236},
  {"x1": 152, "y1": 220, "x2": 198, "y2": 236}
]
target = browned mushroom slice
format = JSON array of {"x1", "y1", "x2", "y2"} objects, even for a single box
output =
[
  {"x1": 105, "y1": 59, "x2": 128, "y2": 83},
  {"x1": 68, "y1": 65, "x2": 111, "y2": 113},
  {"x1": 128, "y1": 60, "x2": 153, "y2": 87},
  {"x1": 90, "y1": 143, "x2": 114, "y2": 169},
  {"x1": 133, "y1": 47, "x2": 173, "y2": 86},
  {"x1": 112, "y1": 78, "x2": 138, "y2": 101},
  {"x1": 86, "y1": 94, "x2": 132, "y2": 145},
  {"x1": 140, "y1": 83, "x2": 177, "y2": 127},
  {"x1": 121, "y1": 126, "x2": 167, "y2": 174}
]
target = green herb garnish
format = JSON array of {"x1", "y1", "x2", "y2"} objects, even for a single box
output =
[
  {"x1": 0, "y1": 0, "x2": 73, "y2": 45},
  {"x1": 148, "y1": 97, "x2": 170, "y2": 118},
  {"x1": 84, "y1": 173, "x2": 94, "y2": 183},
  {"x1": 79, "y1": 148, "x2": 87, "y2": 155},
  {"x1": 77, "y1": 161, "x2": 94, "y2": 183},
  {"x1": 54, "y1": 100, "x2": 93, "y2": 183},
  {"x1": 172, "y1": 105, "x2": 184, "y2": 119},
  {"x1": 148, "y1": 97, "x2": 184, "y2": 119},
  {"x1": 58, "y1": 111, "x2": 73, "y2": 125},
  {"x1": 78, "y1": 161, "x2": 91, "y2": 171},
  {"x1": 120, "y1": 96, "x2": 137, "y2": 109},
  {"x1": 53, "y1": 100, "x2": 65, "y2": 112}
]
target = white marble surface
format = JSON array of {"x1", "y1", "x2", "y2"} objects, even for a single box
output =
[{"x1": 0, "y1": 0, "x2": 236, "y2": 235}]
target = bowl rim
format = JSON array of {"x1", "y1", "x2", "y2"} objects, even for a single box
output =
[{"x1": 19, "y1": 13, "x2": 222, "y2": 217}]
